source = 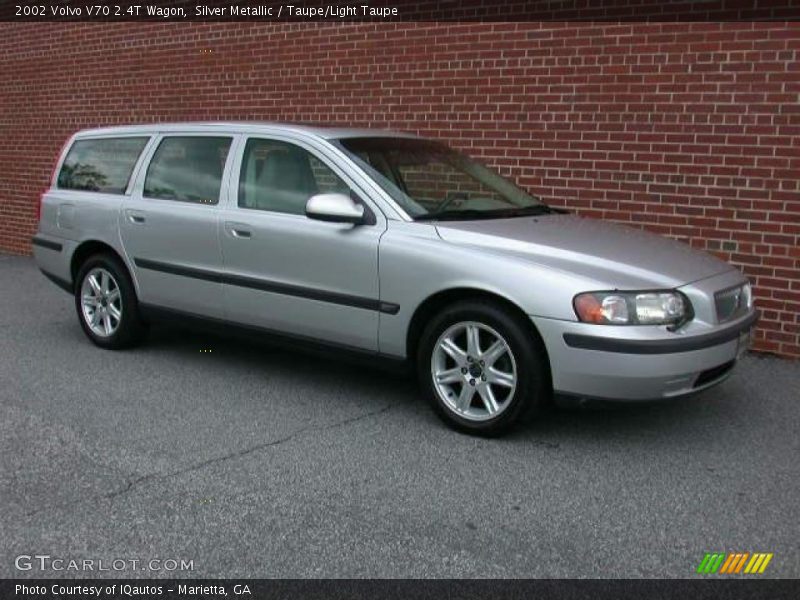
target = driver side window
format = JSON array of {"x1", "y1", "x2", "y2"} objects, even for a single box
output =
[{"x1": 238, "y1": 139, "x2": 349, "y2": 215}]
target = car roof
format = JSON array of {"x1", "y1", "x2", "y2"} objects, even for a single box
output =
[{"x1": 72, "y1": 122, "x2": 423, "y2": 141}]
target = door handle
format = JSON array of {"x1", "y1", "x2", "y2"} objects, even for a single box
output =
[
  {"x1": 225, "y1": 222, "x2": 252, "y2": 239},
  {"x1": 125, "y1": 210, "x2": 146, "y2": 224}
]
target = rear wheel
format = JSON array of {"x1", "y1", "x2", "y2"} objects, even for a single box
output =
[
  {"x1": 75, "y1": 254, "x2": 146, "y2": 349},
  {"x1": 417, "y1": 300, "x2": 549, "y2": 436}
]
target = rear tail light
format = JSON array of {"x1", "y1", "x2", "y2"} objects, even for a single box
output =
[
  {"x1": 38, "y1": 136, "x2": 70, "y2": 223},
  {"x1": 36, "y1": 191, "x2": 45, "y2": 222}
]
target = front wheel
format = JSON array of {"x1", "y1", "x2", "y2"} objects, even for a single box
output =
[
  {"x1": 417, "y1": 300, "x2": 549, "y2": 436},
  {"x1": 74, "y1": 254, "x2": 146, "y2": 349}
]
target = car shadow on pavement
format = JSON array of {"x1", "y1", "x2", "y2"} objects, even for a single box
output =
[
  {"x1": 143, "y1": 323, "x2": 419, "y2": 397},
  {"x1": 511, "y1": 374, "x2": 750, "y2": 447},
  {"x1": 140, "y1": 322, "x2": 743, "y2": 444}
]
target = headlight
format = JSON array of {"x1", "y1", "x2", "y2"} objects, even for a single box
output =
[{"x1": 573, "y1": 290, "x2": 691, "y2": 326}]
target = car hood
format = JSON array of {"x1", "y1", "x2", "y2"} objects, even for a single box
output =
[{"x1": 435, "y1": 214, "x2": 734, "y2": 289}]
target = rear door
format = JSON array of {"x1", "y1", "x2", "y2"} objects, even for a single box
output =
[
  {"x1": 120, "y1": 133, "x2": 238, "y2": 318},
  {"x1": 218, "y1": 134, "x2": 386, "y2": 351}
]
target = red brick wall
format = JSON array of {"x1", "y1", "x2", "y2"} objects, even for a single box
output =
[{"x1": 0, "y1": 21, "x2": 798, "y2": 357}]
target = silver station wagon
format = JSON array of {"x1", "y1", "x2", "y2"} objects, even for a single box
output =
[{"x1": 33, "y1": 123, "x2": 758, "y2": 435}]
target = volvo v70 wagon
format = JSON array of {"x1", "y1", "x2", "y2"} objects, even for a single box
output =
[{"x1": 33, "y1": 123, "x2": 758, "y2": 435}]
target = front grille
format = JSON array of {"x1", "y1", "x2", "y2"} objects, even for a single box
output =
[
  {"x1": 714, "y1": 283, "x2": 750, "y2": 323},
  {"x1": 694, "y1": 360, "x2": 736, "y2": 388}
]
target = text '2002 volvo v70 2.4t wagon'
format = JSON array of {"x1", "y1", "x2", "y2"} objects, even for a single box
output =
[{"x1": 33, "y1": 123, "x2": 758, "y2": 435}]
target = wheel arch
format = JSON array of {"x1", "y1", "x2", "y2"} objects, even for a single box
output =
[
  {"x1": 406, "y1": 288, "x2": 552, "y2": 384},
  {"x1": 70, "y1": 240, "x2": 130, "y2": 285}
]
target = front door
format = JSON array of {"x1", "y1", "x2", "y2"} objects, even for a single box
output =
[{"x1": 219, "y1": 136, "x2": 385, "y2": 351}]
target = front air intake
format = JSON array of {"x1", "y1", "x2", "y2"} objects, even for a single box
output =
[{"x1": 694, "y1": 360, "x2": 736, "y2": 388}]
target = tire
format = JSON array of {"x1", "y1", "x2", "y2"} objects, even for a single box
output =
[
  {"x1": 417, "y1": 299, "x2": 550, "y2": 436},
  {"x1": 74, "y1": 253, "x2": 146, "y2": 349}
]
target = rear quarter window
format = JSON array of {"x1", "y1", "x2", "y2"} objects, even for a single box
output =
[{"x1": 57, "y1": 137, "x2": 149, "y2": 194}]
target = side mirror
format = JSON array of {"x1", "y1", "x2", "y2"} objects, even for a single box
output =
[{"x1": 305, "y1": 193, "x2": 366, "y2": 225}]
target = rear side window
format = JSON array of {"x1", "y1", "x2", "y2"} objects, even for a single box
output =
[
  {"x1": 57, "y1": 137, "x2": 149, "y2": 194},
  {"x1": 144, "y1": 136, "x2": 232, "y2": 205}
]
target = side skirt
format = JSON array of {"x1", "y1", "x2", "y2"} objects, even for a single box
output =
[{"x1": 39, "y1": 269, "x2": 73, "y2": 294}]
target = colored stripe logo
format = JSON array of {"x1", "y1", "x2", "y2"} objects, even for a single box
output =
[{"x1": 697, "y1": 552, "x2": 773, "y2": 574}]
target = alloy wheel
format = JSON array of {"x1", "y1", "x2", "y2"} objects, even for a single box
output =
[
  {"x1": 80, "y1": 267, "x2": 123, "y2": 337},
  {"x1": 431, "y1": 321, "x2": 517, "y2": 422}
]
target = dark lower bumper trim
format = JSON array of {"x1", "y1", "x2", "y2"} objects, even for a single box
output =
[
  {"x1": 134, "y1": 258, "x2": 400, "y2": 315},
  {"x1": 563, "y1": 311, "x2": 759, "y2": 354},
  {"x1": 39, "y1": 269, "x2": 73, "y2": 294},
  {"x1": 31, "y1": 235, "x2": 63, "y2": 252}
]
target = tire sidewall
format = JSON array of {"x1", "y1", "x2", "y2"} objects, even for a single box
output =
[
  {"x1": 417, "y1": 301, "x2": 546, "y2": 436},
  {"x1": 74, "y1": 254, "x2": 143, "y2": 349}
]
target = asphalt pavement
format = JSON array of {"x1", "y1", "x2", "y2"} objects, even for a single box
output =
[{"x1": 1, "y1": 253, "x2": 798, "y2": 578}]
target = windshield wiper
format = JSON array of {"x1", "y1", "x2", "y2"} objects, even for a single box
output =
[
  {"x1": 415, "y1": 209, "x2": 492, "y2": 221},
  {"x1": 415, "y1": 204, "x2": 563, "y2": 222}
]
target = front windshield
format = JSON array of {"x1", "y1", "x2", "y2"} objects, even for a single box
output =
[{"x1": 335, "y1": 137, "x2": 547, "y2": 220}]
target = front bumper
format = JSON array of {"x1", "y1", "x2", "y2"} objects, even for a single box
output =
[{"x1": 532, "y1": 310, "x2": 758, "y2": 401}]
